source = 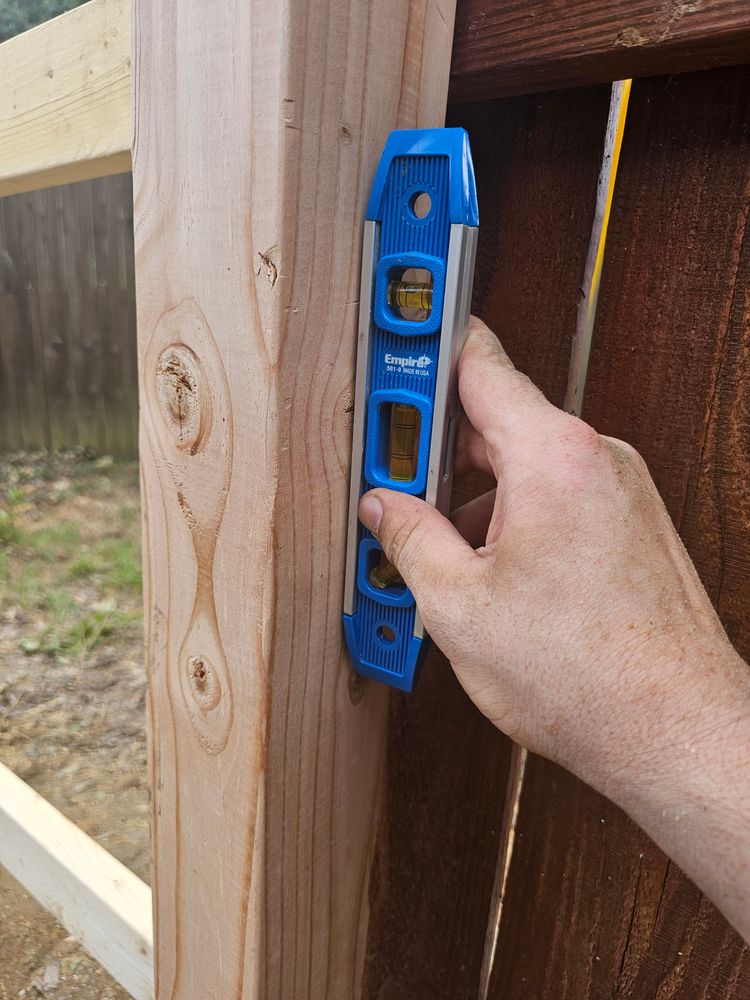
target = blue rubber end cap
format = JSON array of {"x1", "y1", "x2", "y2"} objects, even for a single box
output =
[
  {"x1": 343, "y1": 614, "x2": 429, "y2": 693},
  {"x1": 366, "y1": 127, "x2": 479, "y2": 227}
]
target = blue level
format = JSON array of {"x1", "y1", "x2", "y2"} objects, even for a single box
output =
[{"x1": 342, "y1": 128, "x2": 479, "y2": 692}]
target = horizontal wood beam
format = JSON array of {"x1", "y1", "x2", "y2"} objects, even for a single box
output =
[
  {"x1": 0, "y1": 0, "x2": 131, "y2": 197},
  {"x1": 449, "y1": 0, "x2": 750, "y2": 101},
  {"x1": 0, "y1": 760, "x2": 153, "y2": 1000},
  {"x1": 2, "y1": 0, "x2": 749, "y2": 195}
]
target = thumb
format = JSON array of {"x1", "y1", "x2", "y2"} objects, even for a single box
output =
[{"x1": 358, "y1": 489, "x2": 477, "y2": 611}]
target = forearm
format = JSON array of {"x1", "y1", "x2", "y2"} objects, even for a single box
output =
[{"x1": 598, "y1": 644, "x2": 750, "y2": 941}]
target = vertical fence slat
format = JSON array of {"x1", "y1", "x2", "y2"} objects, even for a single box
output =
[
  {"x1": 0, "y1": 193, "x2": 50, "y2": 451},
  {"x1": 0, "y1": 175, "x2": 137, "y2": 458},
  {"x1": 33, "y1": 186, "x2": 78, "y2": 450},
  {"x1": 487, "y1": 64, "x2": 750, "y2": 1000}
]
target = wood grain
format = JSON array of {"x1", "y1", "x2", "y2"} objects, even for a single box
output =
[
  {"x1": 487, "y1": 65, "x2": 750, "y2": 999},
  {"x1": 0, "y1": 760, "x2": 153, "y2": 1000},
  {"x1": 2, "y1": 0, "x2": 746, "y2": 197},
  {"x1": 450, "y1": 0, "x2": 750, "y2": 102},
  {"x1": 458, "y1": 87, "x2": 613, "y2": 404},
  {"x1": 0, "y1": 175, "x2": 138, "y2": 457},
  {"x1": 131, "y1": 1, "x2": 458, "y2": 996},
  {"x1": 0, "y1": 0, "x2": 131, "y2": 197},
  {"x1": 360, "y1": 86, "x2": 611, "y2": 1000}
]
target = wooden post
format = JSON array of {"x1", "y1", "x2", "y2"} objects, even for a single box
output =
[{"x1": 131, "y1": 1, "x2": 456, "y2": 995}]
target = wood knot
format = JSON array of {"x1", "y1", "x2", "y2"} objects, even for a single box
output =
[
  {"x1": 155, "y1": 344, "x2": 210, "y2": 454},
  {"x1": 191, "y1": 656, "x2": 208, "y2": 691},
  {"x1": 347, "y1": 669, "x2": 368, "y2": 706},
  {"x1": 187, "y1": 653, "x2": 221, "y2": 709},
  {"x1": 255, "y1": 247, "x2": 279, "y2": 287}
]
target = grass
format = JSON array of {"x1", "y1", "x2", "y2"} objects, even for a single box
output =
[{"x1": 0, "y1": 451, "x2": 142, "y2": 661}]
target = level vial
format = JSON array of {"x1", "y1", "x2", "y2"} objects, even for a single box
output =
[
  {"x1": 388, "y1": 403, "x2": 420, "y2": 482},
  {"x1": 369, "y1": 552, "x2": 404, "y2": 591},
  {"x1": 387, "y1": 278, "x2": 433, "y2": 316}
]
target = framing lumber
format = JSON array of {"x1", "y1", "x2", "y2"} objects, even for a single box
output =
[
  {"x1": 0, "y1": 0, "x2": 131, "y2": 198},
  {"x1": 0, "y1": 761, "x2": 153, "y2": 1000},
  {"x1": 450, "y1": 0, "x2": 750, "y2": 102},
  {"x1": 132, "y1": 1, "x2": 456, "y2": 996},
  {"x1": 3, "y1": 1, "x2": 749, "y2": 197}
]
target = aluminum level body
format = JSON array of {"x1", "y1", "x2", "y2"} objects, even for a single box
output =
[{"x1": 343, "y1": 129, "x2": 479, "y2": 692}]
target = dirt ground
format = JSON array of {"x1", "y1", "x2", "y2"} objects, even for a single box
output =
[{"x1": 0, "y1": 451, "x2": 149, "y2": 1000}]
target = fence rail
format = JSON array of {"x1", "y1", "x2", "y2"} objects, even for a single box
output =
[{"x1": 0, "y1": 760, "x2": 153, "y2": 1000}]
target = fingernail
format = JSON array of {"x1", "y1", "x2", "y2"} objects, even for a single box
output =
[{"x1": 358, "y1": 494, "x2": 383, "y2": 533}]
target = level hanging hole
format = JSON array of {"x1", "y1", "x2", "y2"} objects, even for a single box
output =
[
  {"x1": 377, "y1": 624, "x2": 396, "y2": 644},
  {"x1": 410, "y1": 191, "x2": 432, "y2": 220},
  {"x1": 387, "y1": 266, "x2": 433, "y2": 322}
]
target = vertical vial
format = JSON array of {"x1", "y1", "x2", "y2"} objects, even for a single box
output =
[{"x1": 389, "y1": 403, "x2": 420, "y2": 482}]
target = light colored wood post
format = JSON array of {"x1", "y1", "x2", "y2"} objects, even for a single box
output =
[{"x1": 131, "y1": 1, "x2": 456, "y2": 995}]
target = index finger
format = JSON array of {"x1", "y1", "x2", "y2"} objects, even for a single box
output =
[{"x1": 458, "y1": 316, "x2": 551, "y2": 444}]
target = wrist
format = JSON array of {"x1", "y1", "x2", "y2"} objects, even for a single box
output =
[
  {"x1": 602, "y1": 638, "x2": 748, "y2": 801},
  {"x1": 584, "y1": 638, "x2": 750, "y2": 937}
]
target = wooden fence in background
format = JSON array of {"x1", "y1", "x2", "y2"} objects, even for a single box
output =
[
  {"x1": 1, "y1": 1, "x2": 749, "y2": 997},
  {"x1": 0, "y1": 173, "x2": 137, "y2": 458}
]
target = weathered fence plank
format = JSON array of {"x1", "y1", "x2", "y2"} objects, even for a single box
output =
[
  {"x1": 487, "y1": 64, "x2": 750, "y2": 1000},
  {"x1": 450, "y1": 0, "x2": 750, "y2": 102},
  {"x1": 0, "y1": 175, "x2": 138, "y2": 458}
]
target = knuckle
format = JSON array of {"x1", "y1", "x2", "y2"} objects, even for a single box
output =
[
  {"x1": 545, "y1": 414, "x2": 608, "y2": 490},
  {"x1": 563, "y1": 413, "x2": 603, "y2": 451},
  {"x1": 509, "y1": 370, "x2": 544, "y2": 406},
  {"x1": 382, "y1": 513, "x2": 424, "y2": 572},
  {"x1": 604, "y1": 435, "x2": 650, "y2": 476},
  {"x1": 617, "y1": 439, "x2": 645, "y2": 466}
]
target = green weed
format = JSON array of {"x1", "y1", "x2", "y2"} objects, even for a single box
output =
[{"x1": 0, "y1": 509, "x2": 21, "y2": 546}]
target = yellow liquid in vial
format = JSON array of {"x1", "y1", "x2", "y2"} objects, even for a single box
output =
[
  {"x1": 389, "y1": 402, "x2": 419, "y2": 482},
  {"x1": 387, "y1": 279, "x2": 433, "y2": 314},
  {"x1": 369, "y1": 552, "x2": 404, "y2": 590}
]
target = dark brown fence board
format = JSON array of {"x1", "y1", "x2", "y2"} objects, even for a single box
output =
[
  {"x1": 70, "y1": 179, "x2": 108, "y2": 455},
  {"x1": 451, "y1": 0, "x2": 750, "y2": 102},
  {"x1": 0, "y1": 192, "x2": 50, "y2": 451},
  {"x1": 0, "y1": 174, "x2": 137, "y2": 457},
  {"x1": 34, "y1": 186, "x2": 79, "y2": 451},
  {"x1": 362, "y1": 84, "x2": 611, "y2": 1000},
  {"x1": 488, "y1": 65, "x2": 750, "y2": 999},
  {"x1": 92, "y1": 177, "x2": 133, "y2": 458}
]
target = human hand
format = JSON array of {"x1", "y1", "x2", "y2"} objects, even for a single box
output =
[
  {"x1": 358, "y1": 316, "x2": 750, "y2": 940},
  {"x1": 357, "y1": 317, "x2": 746, "y2": 794}
]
